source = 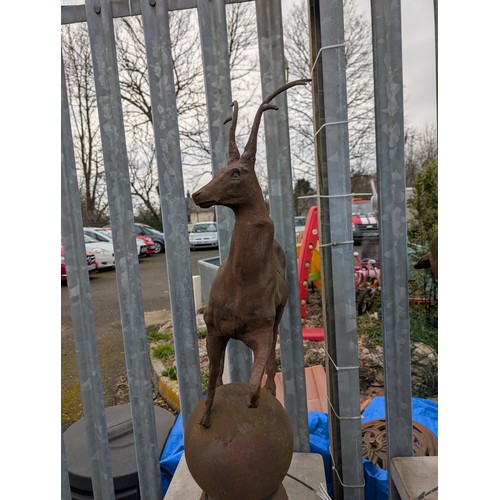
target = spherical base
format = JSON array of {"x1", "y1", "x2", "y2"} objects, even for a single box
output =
[{"x1": 185, "y1": 383, "x2": 293, "y2": 500}]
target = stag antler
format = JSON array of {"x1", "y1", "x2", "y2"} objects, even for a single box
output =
[
  {"x1": 241, "y1": 78, "x2": 311, "y2": 163},
  {"x1": 224, "y1": 101, "x2": 240, "y2": 164}
]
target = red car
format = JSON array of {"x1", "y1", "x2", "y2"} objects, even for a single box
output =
[
  {"x1": 136, "y1": 235, "x2": 157, "y2": 255},
  {"x1": 99, "y1": 227, "x2": 156, "y2": 256},
  {"x1": 61, "y1": 245, "x2": 98, "y2": 283}
]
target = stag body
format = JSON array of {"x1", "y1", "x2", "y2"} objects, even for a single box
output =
[{"x1": 192, "y1": 80, "x2": 309, "y2": 427}]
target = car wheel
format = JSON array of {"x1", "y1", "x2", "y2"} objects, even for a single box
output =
[{"x1": 154, "y1": 242, "x2": 164, "y2": 254}]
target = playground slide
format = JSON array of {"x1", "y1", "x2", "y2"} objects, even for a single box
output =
[{"x1": 296, "y1": 206, "x2": 324, "y2": 341}]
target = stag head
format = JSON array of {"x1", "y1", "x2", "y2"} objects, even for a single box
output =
[{"x1": 192, "y1": 79, "x2": 310, "y2": 210}]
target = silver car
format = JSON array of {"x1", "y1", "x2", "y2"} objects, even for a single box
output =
[{"x1": 189, "y1": 222, "x2": 219, "y2": 249}]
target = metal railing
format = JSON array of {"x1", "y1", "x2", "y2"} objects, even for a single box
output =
[{"x1": 61, "y1": 1, "x2": 414, "y2": 499}]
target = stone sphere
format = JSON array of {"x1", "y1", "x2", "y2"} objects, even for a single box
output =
[{"x1": 184, "y1": 383, "x2": 293, "y2": 500}]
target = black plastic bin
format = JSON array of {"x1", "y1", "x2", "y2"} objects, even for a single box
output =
[{"x1": 64, "y1": 404, "x2": 175, "y2": 499}]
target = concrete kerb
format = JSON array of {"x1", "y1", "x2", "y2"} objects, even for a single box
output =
[
  {"x1": 150, "y1": 354, "x2": 181, "y2": 411},
  {"x1": 145, "y1": 309, "x2": 181, "y2": 411},
  {"x1": 146, "y1": 308, "x2": 207, "y2": 412}
]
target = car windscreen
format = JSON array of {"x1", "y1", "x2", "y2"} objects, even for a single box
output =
[
  {"x1": 192, "y1": 224, "x2": 217, "y2": 233},
  {"x1": 352, "y1": 201, "x2": 374, "y2": 214}
]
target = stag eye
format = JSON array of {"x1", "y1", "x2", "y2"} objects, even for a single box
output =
[{"x1": 231, "y1": 168, "x2": 240, "y2": 179}]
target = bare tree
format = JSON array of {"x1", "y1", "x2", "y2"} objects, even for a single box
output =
[
  {"x1": 284, "y1": 0, "x2": 376, "y2": 185},
  {"x1": 62, "y1": 23, "x2": 108, "y2": 226},
  {"x1": 114, "y1": 5, "x2": 260, "y2": 221},
  {"x1": 405, "y1": 124, "x2": 438, "y2": 187}
]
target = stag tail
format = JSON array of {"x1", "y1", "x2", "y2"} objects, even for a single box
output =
[
  {"x1": 241, "y1": 78, "x2": 311, "y2": 163},
  {"x1": 224, "y1": 101, "x2": 240, "y2": 164}
]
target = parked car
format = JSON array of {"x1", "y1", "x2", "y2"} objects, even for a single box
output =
[
  {"x1": 84, "y1": 234, "x2": 115, "y2": 269},
  {"x1": 351, "y1": 198, "x2": 379, "y2": 245},
  {"x1": 135, "y1": 235, "x2": 157, "y2": 255},
  {"x1": 189, "y1": 222, "x2": 219, "y2": 249},
  {"x1": 133, "y1": 223, "x2": 165, "y2": 254},
  {"x1": 61, "y1": 245, "x2": 98, "y2": 283},
  {"x1": 85, "y1": 227, "x2": 148, "y2": 259}
]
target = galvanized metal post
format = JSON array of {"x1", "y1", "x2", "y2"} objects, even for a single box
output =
[
  {"x1": 84, "y1": 1, "x2": 161, "y2": 498},
  {"x1": 61, "y1": 55, "x2": 115, "y2": 500},
  {"x1": 197, "y1": 0, "x2": 252, "y2": 382},
  {"x1": 61, "y1": 432, "x2": 72, "y2": 500},
  {"x1": 255, "y1": 0, "x2": 310, "y2": 453},
  {"x1": 308, "y1": 0, "x2": 365, "y2": 497},
  {"x1": 371, "y1": 1, "x2": 413, "y2": 498},
  {"x1": 140, "y1": 0, "x2": 202, "y2": 429}
]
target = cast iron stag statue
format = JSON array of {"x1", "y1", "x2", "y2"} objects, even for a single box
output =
[{"x1": 192, "y1": 79, "x2": 310, "y2": 428}]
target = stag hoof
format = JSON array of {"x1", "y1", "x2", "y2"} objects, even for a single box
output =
[
  {"x1": 198, "y1": 413, "x2": 212, "y2": 428},
  {"x1": 247, "y1": 392, "x2": 260, "y2": 408},
  {"x1": 264, "y1": 380, "x2": 276, "y2": 396},
  {"x1": 264, "y1": 385, "x2": 276, "y2": 397}
]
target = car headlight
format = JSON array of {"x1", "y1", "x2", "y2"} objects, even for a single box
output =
[{"x1": 93, "y1": 247, "x2": 113, "y2": 255}]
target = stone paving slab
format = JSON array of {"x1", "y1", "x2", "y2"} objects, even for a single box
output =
[
  {"x1": 164, "y1": 452, "x2": 327, "y2": 499},
  {"x1": 391, "y1": 456, "x2": 438, "y2": 500}
]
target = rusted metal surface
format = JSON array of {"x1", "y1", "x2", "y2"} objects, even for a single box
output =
[
  {"x1": 361, "y1": 418, "x2": 438, "y2": 470},
  {"x1": 191, "y1": 80, "x2": 310, "y2": 428},
  {"x1": 184, "y1": 383, "x2": 293, "y2": 500}
]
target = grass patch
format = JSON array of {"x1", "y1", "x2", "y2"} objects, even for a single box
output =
[
  {"x1": 163, "y1": 366, "x2": 177, "y2": 380},
  {"x1": 152, "y1": 343, "x2": 175, "y2": 359},
  {"x1": 147, "y1": 330, "x2": 172, "y2": 343}
]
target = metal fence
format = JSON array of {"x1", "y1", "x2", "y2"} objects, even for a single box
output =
[{"x1": 61, "y1": 1, "x2": 414, "y2": 499}]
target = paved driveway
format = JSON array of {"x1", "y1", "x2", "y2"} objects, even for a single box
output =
[{"x1": 61, "y1": 249, "x2": 218, "y2": 429}]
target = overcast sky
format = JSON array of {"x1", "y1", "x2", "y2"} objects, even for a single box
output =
[
  {"x1": 62, "y1": 0, "x2": 437, "y2": 130},
  {"x1": 282, "y1": 0, "x2": 437, "y2": 130}
]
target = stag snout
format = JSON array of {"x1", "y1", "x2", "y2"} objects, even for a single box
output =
[{"x1": 192, "y1": 187, "x2": 217, "y2": 209}]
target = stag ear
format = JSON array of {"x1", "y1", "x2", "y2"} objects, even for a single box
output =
[{"x1": 224, "y1": 101, "x2": 240, "y2": 164}]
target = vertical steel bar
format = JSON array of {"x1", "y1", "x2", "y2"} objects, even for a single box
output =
[
  {"x1": 371, "y1": 1, "x2": 413, "y2": 498},
  {"x1": 61, "y1": 432, "x2": 72, "y2": 500},
  {"x1": 196, "y1": 0, "x2": 252, "y2": 382},
  {"x1": 140, "y1": 0, "x2": 202, "y2": 430},
  {"x1": 434, "y1": 0, "x2": 438, "y2": 122},
  {"x1": 84, "y1": 1, "x2": 161, "y2": 498},
  {"x1": 309, "y1": 0, "x2": 365, "y2": 497},
  {"x1": 255, "y1": 0, "x2": 310, "y2": 453},
  {"x1": 61, "y1": 55, "x2": 115, "y2": 500}
]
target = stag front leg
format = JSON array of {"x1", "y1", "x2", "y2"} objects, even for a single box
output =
[
  {"x1": 245, "y1": 329, "x2": 273, "y2": 408},
  {"x1": 199, "y1": 334, "x2": 228, "y2": 428}
]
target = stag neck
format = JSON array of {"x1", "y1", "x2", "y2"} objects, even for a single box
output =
[{"x1": 227, "y1": 209, "x2": 275, "y2": 271}]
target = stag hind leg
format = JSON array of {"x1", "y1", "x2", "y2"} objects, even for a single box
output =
[
  {"x1": 263, "y1": 327, "x2": 280, "y2": 396},
  {"x1": 263, "y1": 302, "x2": 286, "y2": 396},
  {"x1": 199, "y1": 333, "x2": 228, "y2": 428},
  {"x1": 245, "y1": 328, "x2": 274, "y2": 408}
]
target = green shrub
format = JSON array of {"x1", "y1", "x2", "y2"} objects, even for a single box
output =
[{"x1": 359, "y1": 305, "x2": 438, "y2": 398}]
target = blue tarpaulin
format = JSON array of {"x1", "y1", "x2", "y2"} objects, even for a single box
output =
[
  {"x1": 307, "y1": 397, "x2": 438, "y2": 500},
  {"x1": 159, "y1": 396, "x2": 438, "y2": 499},
  {"x1": 159, "y1": 414, "x2": 184, "y2": 495}
]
